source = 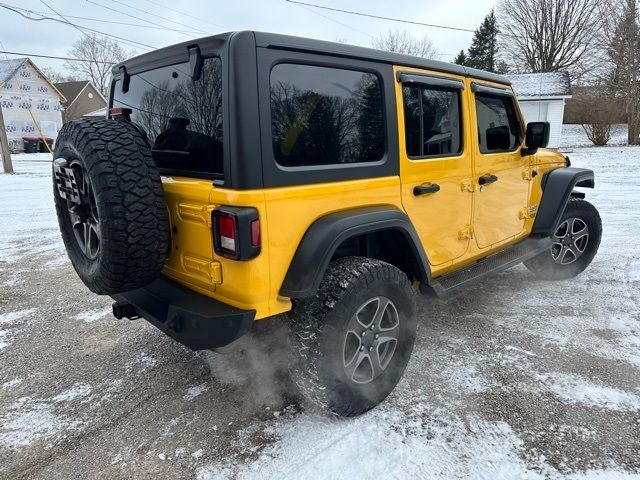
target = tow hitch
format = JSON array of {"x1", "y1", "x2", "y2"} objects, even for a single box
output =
[{"x1": 112, "y1": 302, "x2": 140, "y2": 320}]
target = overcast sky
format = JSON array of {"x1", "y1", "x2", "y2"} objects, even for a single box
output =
[{"x1": 0, "y1": 0, "x2": 498, "y2": 74}]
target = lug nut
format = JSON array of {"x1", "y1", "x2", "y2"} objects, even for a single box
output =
[
  {"x1": 369, "y1": 346, "x2": 373, "y2": 351},
  {"x1": 370, "y1": 325, "x2": 374, "y2": 330},
  {"x1": 360, "y1": 346, "x2": 364, "y2": 351},
  {"x1": 375, "y1": 334, "x2": 379, "y2": 339},
  {"x1": 361, "y1": 331, "x2": 366, "y2": 337}
]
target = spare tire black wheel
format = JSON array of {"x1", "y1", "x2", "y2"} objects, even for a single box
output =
[{"x1": 52, "y1": 118, "x2": 170, "y2": 295}]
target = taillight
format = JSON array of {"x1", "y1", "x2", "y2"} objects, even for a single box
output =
[
  {"x1": 212, "y1": 207, "x2": 260, "y2": 260},
  {"x1": 217, "y1": 214, "x2": 236, "y2": 254},
  {"x1": 250, "y1": 219, "x2": 260, "y2": 247}
]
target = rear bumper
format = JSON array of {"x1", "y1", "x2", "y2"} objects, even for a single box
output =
[{"x1": 110, "y1": 276, "x2": 255, "y2": 350}]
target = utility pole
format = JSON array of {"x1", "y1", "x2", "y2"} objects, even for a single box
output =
[{"x1": 0, "y1": 105, "x2": 13, "y2": 173}]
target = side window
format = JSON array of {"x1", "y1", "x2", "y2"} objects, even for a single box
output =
[
  {"x1": 402, "y1": 85, "x2": 462, "y2": 158},
  {"x1": 475, "y1": 94, "x2": 522, "y2": 153},
  {"x1": 270, "y1": 63, "x2": 385, "y2": 167}
]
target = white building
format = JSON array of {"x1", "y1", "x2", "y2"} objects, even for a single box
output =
[
  {"x1": 507, "y1": 72, "x2": 572, "y2": 149},
  {"x1": 0, "y1": 58, "x2": 66, "y2": 152}
]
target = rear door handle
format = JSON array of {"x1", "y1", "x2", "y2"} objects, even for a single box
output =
[
  {"x1": 413, "y1": 183, "x2": 440, "y2": 196},
  {"x1": 478, "y1": 174, "x2": 498, "y2": 185}
]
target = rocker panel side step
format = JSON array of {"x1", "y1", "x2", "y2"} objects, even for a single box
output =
[{"x1": 430, "y1": 236, "x2": 552, "y2": 298}]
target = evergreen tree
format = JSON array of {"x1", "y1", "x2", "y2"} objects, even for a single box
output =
[
  {"x1": 453, "y1": 50, "x2": 468, "y2": 66},
  {"x1": 466, "y1": 10, "x2": 500, "y2": 72}
]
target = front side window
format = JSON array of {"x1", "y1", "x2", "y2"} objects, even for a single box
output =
[
  {"x1": 403, "y1": 85, "x2": 462, "y2": 157},
  {"x1": 475, "y1": 94, "x2": 521, "y2": 153},
  {"x1": 112, "y1": 57, "x2": 223, "y2": 175},
  {"x1": 270, "y1": 63, "x2": 385, "y2": 167}
]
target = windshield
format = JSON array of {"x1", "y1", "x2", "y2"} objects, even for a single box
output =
[{"x1": 112, "y1": 57, "x2": 223, "y2": 176}]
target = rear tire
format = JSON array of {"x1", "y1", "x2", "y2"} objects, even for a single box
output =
[
  {"x1": 524, "y1": 198, "x2": 601, "y2": 280},
  {"x1": 53, "y1": 119, "x2": 170, "y2": 294},
  {"x1": 289, "y1": 257, "x2": 417, "y2": 416}
]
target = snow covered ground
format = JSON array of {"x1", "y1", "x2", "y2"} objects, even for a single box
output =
[{"x1": 0, "y1": 135, "x2": 639, "y2": 479}]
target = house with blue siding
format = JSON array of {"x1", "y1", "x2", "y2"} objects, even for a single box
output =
[{"x1": 0, "y1": 58, "x2": 66, "y2": 152}]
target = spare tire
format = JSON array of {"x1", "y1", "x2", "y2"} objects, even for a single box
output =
[{"x1": 52, "y1": 118, "x2": 170, "y2": 295}]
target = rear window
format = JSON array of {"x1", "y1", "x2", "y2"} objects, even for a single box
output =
[
  {"x1": 270, "y1": 63, "x2": 385, "y2": 167},
  {"x1": 112, "y1": 57, "x2": 223, "y2": 176}
]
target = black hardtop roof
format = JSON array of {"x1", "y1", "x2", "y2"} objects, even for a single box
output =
[{"x1": 113, "y1": 30, "x2": 510, "y2": 86}]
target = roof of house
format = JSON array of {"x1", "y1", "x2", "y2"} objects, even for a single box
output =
[
  {"x1": 507, "y1": 71, "x2": 571, "y2": 98},
  {"x1": 55, "y1": 80, "x2": 106, "y2": 105},
  {"x1": 0, "y1": 57, "x2": 67, "y2": 102},
  {"x1": 55, "y1": 81, "x2": 90, "y2": 104},
  {"x1": 0, "y1": 58, "x2": 27, "y2": 85},
  {"x1": 83, "y1": 107, "x2": 107, "y2": 117}
]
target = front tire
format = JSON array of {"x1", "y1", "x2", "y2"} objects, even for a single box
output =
[
  {"x1": 524, "y1": 198, "x2": 602, "y2": 280},
  {"x1": 289, "y1": 257, "x2": 417, "y2": 417}
]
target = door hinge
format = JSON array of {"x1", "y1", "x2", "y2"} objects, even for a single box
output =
[
  {"x1": 522, "y1": 168, "x2": 539, "y2": 181},
  {"x1": 519, "y1": 205, "x2": 538, "y2": 220},
  {"x1": 460, "y1": 178, "x2": 475, "y2": 192},
  {"x1": 458, "y1": 225, "x2": 474, "y2": 240}
]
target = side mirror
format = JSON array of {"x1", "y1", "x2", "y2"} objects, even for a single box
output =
[{"x1": 525, "y1": 122, "x2": 550, "y2": 150}]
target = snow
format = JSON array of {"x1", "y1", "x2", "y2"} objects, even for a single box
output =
[
  {"x1": 184, "y1": 383, "x2": 210, "y2": 401},
  {"x1": 508, "y1": 72, "x2": 571, "y2": 98},
  {"x1": 2, "y1": 131, "x2": 639, "y2": 477},
  {"x1": 0, "y1": 154, "x2": 61, "y2": 268},
  {"x1": 536, "y1": 373, "x2": 640, "y2": 411},
  {"x1": 73, "y1": 307, "x2": 112, "y2": 323},
  {"x1": 561, "y1": 124, "x2": 629, "y2": 148}
]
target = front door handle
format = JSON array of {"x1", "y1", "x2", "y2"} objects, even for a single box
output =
[
  {"x1": 478, "y1": 174, "x2": 498, "y2": 185},
  {"x1": 413, "y1": 183, "x2": 440, "y2": 196}
]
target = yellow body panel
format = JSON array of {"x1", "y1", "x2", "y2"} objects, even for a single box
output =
[
  {"x1": 159, "y1": 67, "x2": 569, "y2": 320},
  {"x1": 393, "y1": 66, "x2": 472, "y2": 269}
]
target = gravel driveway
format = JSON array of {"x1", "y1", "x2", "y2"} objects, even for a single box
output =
[{"x1": 1, "y1": 144, "x2": 639, "y2": 480}]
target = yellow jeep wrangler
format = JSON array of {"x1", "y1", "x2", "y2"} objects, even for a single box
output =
[{"x1": 52, "y1": 31, "x2": 601, "y2": 416}]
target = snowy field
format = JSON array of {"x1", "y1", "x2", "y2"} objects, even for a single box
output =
[{"x1": 1, "y1": 134, "x2": 639, "y2": 479}]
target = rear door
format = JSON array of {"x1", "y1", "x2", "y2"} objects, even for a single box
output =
[
  {"x1": 395, "y1": 68, "x2": 473, "y2": 267},
  {"x1": 470, "y1": 83, "x2": 529, "y2": 249}
]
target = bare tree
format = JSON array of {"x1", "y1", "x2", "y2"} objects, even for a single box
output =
[
  {"x1": 371, "y1": 29, "x2": 438, "y2": 59},
  {"x1": 497, "y1": 0, "x2": 601, "y2": 80},
  {"x1": 599, "y1": 0, "x2": 640, "y2": 144},
  {"x1": 40, "y1": 66, "x2": 78, "y2": 84},
  {"x1": 571, "y1": 89, "x2": 618, "y2": 145},
  {"x1": 64, "y1": 34, "x2": 130, "y2": 95}
]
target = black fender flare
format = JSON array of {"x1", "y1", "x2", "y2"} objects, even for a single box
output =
[
  {"x1": 532, "y1": 167, "x2": 594, "y2": 236},
  {"x1": 279, "y1": 206, "x2": 431, "y2": 298}
]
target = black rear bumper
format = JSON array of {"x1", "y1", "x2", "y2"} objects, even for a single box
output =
[{"x1": 110, "y1": 276, "x2": 255, "y2": 350}]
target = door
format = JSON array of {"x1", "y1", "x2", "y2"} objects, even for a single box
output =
[
  {"x1": 471, "y1": 84, "x2": 530, "y2": 249},
  {"x1": 396, "y1": 68, "x2": 473, "y2": 266}
]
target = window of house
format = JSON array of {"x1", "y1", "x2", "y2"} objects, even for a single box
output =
[
  {"x1": 475, "y1": 93, "x2": 522, "y2": 153},
  {"x1": 402, "y1": 85, "x2": 462, "y2": 158},
  {"x1": 270, "y1": 63, "x2": 385, "y2": 167}
]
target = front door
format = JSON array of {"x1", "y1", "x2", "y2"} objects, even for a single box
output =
[
  {"x1": 471, "y1": 85, "x2": 530, "y2": 249},
  {"x1": 396, "y1": 67, "x2": 473, "y2": 267}
]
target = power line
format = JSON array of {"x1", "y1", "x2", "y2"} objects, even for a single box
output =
[
  {"x1": 138, "y1": 0, "x2": 226, "y2": 30},
  {"x1": 293, "y1": 2, "x2": 373, "y2": 39},
  {"x1": 107, "y1": 0, "x2": 212, "y2": 35},
  {"x1": 0, "y1": 50, "x2": 116, "y2": 64},
  {"x1": 84, "y1": 0, "x2": 206, "y2": 38},
  {"x1": 13, "y1": 6, "x2": 203, "y2": 35},
  {"x1": 0, "y1": 3, "x2": 155, "y2": 50},
  {"x1": 285, "y1": 0, "x2": 476, "y2": 34}
]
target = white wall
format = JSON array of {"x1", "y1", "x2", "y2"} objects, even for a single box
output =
[
  {"x1": 518, "y1": 98, "x2": 566, "y2": 149},
  {"x1": 0, "y1": 62, "x2": 63, "y2": 151}
]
